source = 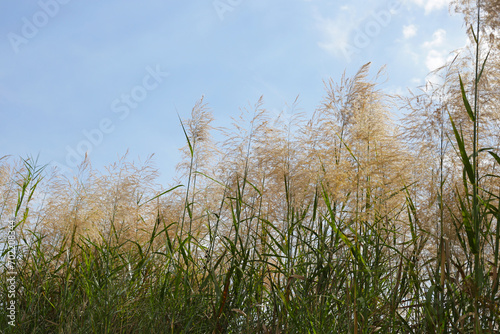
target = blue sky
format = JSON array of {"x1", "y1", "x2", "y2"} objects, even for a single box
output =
[{"x1": 1, "y1": 0, "x2": 467, "y2": 186}]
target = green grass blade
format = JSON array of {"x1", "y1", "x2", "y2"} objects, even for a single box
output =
[{"x1": 459, "y1": 75, "x2": 475, "y2": 123}]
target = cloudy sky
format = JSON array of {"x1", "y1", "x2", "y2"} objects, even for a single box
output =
[{"x1": 1, "y1": 0, "x2": 467, "y2": 186}]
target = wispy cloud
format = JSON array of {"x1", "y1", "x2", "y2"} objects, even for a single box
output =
[
  {"x1": 315, "y1": 1, "x2": 400, "y2": 62},
  {"x1": 425, "y1": 49, "x2": 446, "y2": 71},
  {"x1": 422, "y1": 29, "x2": 448, "y2": 72},
  {"x1": 420, "y1": 28, "x2": 455, "y2": 85},
  {"x1": 316, "y1": 12, "x2": 358, "y2": 59},
  {"x1": 423, "y1": 28, "x2": 446, "y2": 48},
  {"x1": 409, "y1": 0, "x2": 451, "y2": 14},
  {"x1": 403, "y1": 24, "x2": 417, "y2": 39}
]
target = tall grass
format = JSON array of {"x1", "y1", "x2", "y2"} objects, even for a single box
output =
[{"x1": 2, "y1": 148, "x2": 496, "y2": 333}]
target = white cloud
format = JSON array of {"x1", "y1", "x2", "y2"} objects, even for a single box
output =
[
  {"x1": 411, "y1": 77, "x2": 422, "y2": 85},
  {"x1": 410, "y1": 0, "x2": 451, "y2": 14},
  {"x1": 423, "y1": 29, "x2": 446, "y2": 48},
  {"x1": 403, "y1": 24, "x2": 417, "y2": 39},
  {"x1": 315, "y1": 10, "x2": 360, "y2": 60},
  {"x1": 420, "y1": 28, "x2": 461, "y2": 86},
  {"x1": 425, "y1": 49, "x2": 446, "y2": 71},
  {"x1": 386, "y1": 85, "x2": 405, "y2": 96},
  {"x1": 314, "y1": 2, "x2": 390, "y2": 61}
]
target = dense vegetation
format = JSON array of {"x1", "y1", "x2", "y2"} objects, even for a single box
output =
[{"x1": 1, "y1": 1, "x2": 500, "y2": 332}]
